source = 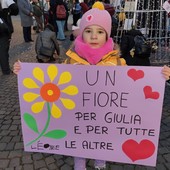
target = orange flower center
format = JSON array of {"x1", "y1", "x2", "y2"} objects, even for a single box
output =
[{"x1": 40, "y1": 83, "x2": 60, "y2": 102}]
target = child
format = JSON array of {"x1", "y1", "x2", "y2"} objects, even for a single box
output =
[
  {"x1": 13, "y1": 4, "x2": 170, "y2": 170},
  {"x1": 66, "y1": 7, "x2": 126, "y2": 67}
]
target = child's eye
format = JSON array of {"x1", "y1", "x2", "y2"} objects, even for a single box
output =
[
  {"x1": 98, "y1": 31, "x2": 105, "y2": 34},
  {"x1": 85, "y1": 29, "x2": 91, "y2": 33}
]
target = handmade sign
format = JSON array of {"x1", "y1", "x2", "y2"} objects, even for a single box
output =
[{"x1": 18, "y1": 63, "x2": 165, "y2": 167}]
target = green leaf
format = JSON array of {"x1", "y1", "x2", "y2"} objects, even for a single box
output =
[
  {"x1": 43, "y1": 129, "x2": 67, "y2": 139},
  {"x1": 23, "y1": 113, "x2": 39, "y2": 134}
]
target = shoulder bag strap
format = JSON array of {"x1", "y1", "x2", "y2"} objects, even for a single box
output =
[{"x1": 40, "y1": 33, "x2": 44, "y2": 47}]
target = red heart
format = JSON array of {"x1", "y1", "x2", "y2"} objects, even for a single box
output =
[
  {"x1": 127, "y1": 69, "x2": 144, "y2": 81},
  {"x1": 87, "y1": 15, "x2": 92, "y2": 21},
  {"x1": 122, "y1": 139, "x2": 155, "y2": 162},
  {"x1": 143, "y1": 86, "x2": 159, "y2": 99}
]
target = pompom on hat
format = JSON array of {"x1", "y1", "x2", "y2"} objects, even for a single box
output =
[
  {"x1": 79, "y1": 7, "x2": 112, "y2": 37},
  {"x1": 92, "y1": 1, "x2": 104, "y2": 10}
]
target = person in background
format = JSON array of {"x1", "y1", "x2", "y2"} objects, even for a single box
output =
[
  {"x1": 48, "y1": 0, "x2": 58, "y2": 33},
  {"x1": 0, "y1": 0, "x2": 18, "y2": 75},
  {"x1": 72, "y1": 0, "x2": 82, "y2": 26},
  {"x1": 35, "y1": 23, "x2": 60, "y2": 63},
  {"x1": 17, "y1": 0, "x2": 34, "y2": 42},
  {"x1": 43, "y1": 0, "x2": 50, "y2": 26},
  {"x1": 64, "y1": 0, "x2": 69, "y2": 31},
  {"x1": 32, "y1": 0, "x2": 43, "y2": 33},
  {"x1": 54, "y1": 0, "x2": 67, "y2": 41},
  {"x1": 120, "y1": 28, "x2": 151, "y2": 66},
  {"x1": 80, "y1": 0, "x2": 89, "y2": 14}
]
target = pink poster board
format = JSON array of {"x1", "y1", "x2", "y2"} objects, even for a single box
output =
[{"x1": 18, "y1": 63, "x2": 166, "y2": 167}]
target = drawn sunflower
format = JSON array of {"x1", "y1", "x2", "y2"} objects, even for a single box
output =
[{"x1": 22, "y1": 65, "x2": 78, "y2": 146}]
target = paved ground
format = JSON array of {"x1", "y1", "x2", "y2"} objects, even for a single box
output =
[{"x1": 0, "y1": 15, "x2": 170, "y2": 170}]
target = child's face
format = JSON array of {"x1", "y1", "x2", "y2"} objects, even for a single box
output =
[{"x1": 82, "y1": 25, "x2": 107, "y2": 49}]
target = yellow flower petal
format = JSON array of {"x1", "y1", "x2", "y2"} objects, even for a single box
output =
[
  {"x1": 33, "y1": 67, "x2": 44, "y2": 84},
  {"x1": 23, "y1": 78, "x2": 39, "y2": 89},
  {"x1": 61, "y1": 85, "x2": 78, "y2": 95},
  {"x1": 47, "y1": 65, "x2": 58, "y2": 82},
  {"x1": 31, "y1": 101, "x2": 45, "y2": 113},
  {"x1": 51, "y1": 103, "x2": 62, "y2": 118},
  {"x1": 60, "y1": 98, "x2": 75, "y2": 110},
  {"x1": 23, "y1": 92, "x2": 40, "y2": 102},
  {"x1": 58, "y1": 72, "x2": 72, "y2": 85}
]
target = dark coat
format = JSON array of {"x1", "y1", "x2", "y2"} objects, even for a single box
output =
[
  {"x1": 120, "y1": 29, "x2": 151, "y2": 66},
  {"x1": 17, "y1": 0, "x2": 33, "y2": 27},
  {"x1": 0, "y1": 2, "x2": 18, "y2": 36},
  {"x1": 35, "y1": 27, "x2": 60, "y2": 60}
]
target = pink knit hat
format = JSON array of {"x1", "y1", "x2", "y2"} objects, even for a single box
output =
[{"x1": 79, "y1": 8, "x2": 112, "y2": 37}]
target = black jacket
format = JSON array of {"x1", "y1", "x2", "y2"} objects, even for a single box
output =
[
  {"x1": 120, "y1": 29, "x2": 150, "y2": 66},
  {"x1": 0, "y1": 2, "x2": 18, "y2": 36}
]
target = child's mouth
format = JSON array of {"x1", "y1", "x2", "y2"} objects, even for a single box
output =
[{"x1": 90, "y1": 43, "x2": 98, "y2": 46}]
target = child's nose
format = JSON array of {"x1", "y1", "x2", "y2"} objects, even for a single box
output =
[{"x1": 91, "y1": 32, "x2": 97, "y2": 39}]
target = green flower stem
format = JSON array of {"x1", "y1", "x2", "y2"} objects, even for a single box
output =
[{"x1": 26, "y1": 102, "x2": 51, "y2": 146}]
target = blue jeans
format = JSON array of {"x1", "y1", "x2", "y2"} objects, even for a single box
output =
[{"x1": 56, "y1": 20, "x2": 65, "y2": 40}]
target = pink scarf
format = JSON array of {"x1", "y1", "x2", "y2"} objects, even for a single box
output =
[{"x1": 74, "y1": 36, "x2": 114, "y2": 65}]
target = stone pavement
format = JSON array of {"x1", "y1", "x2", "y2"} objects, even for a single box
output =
[{"x1": 0, "y1": 15, "x2": 170, "y2": 170}]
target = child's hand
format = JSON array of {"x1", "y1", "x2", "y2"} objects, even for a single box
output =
[
  {"x1": 13, "y1": 61, "x2": 21, "y2": 75},
  {"x1": 162, "y1": 65, "x2": 170, "y2": 80}
]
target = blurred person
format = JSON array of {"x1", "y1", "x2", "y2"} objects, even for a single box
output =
[
  {"x1": 48, "y1": 0, "x2": 58, "y2": 33},
  {"x1": 72, "y1": 0, "x2": 82, "y2": 26},
  {"x1": 0, "y1": 0, "x2": 18, "y2": 75},
  {"x1": 32, "y1": 0, "x2": 43, "y2": 33},
  {"x1": 35, "y1": 23, "x2": 60, "y2": 63},
  {"x1": 18, "y1": 0, "x2": 34, "y2": 42},
  {"x1": 63, "y1": 0, "x2": 69, "y2": 31},
  {"x1": 43, "y1": 0, "x2": 50, "y2": 25},
  {"x1": 54, "y1": 0, "x2": 68, "y2": 40},
  {"x1": 80, "y1": 0, "x2": 89, "y2": 14},
  {"x1": 120, "y1": 29, "x2": 151, "y2": 66}
]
